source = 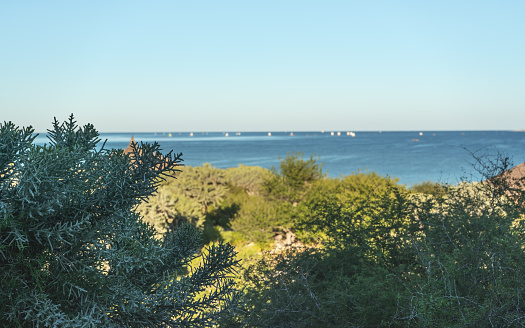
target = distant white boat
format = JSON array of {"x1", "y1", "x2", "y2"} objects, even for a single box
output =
[
  {"x1": 168, "y1": 133, "x2": 172, "y2": 137},
  {"x1": 349, "y1": 132, "x2": 356, "y2": 137},
  {"x1": 190, "y1": 132, "x2": 193, "y2": 137},
  {"x1": 290, "y1": 132, "x2": 294, "y2": 136},
  {"x1": 419, "y1": 132, "x2": 423, "y2": 136},
  {"x1": 236, "y1": 132, "x2": 241, "y2": 136},
  {"x1": 337, "y1": 132, "x2": 341, "y2": 136},
  {"x1": 225, "y1": 132, "x2": 229, "y2": 137},
  {"x1": 268, "y1": 132, "x2": 271, "y2": 136},
  {"x1": 331, "y1": 132, "x2": 334, "y2": 136}
]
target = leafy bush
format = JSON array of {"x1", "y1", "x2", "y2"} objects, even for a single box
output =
[
  {"x1": 175, "y1": 163, "x2": 228, "y2": 215},
  {"x1": 229, "y1": 196, "x2": 288, "y2": 246},
  {"x1": 300, "y1": 172, "x2": 410, "y2": 261},
  {"x1": 137, "y1": 184, "x2": 203, "y2": 235},
  {"x1": 229, "y1": 172, "x2": 408, "y2": 327},
  {"x1": 0, "y1": 116, "x2": 239, "y2": 327},
  {"x1": 137, "y1": 163, "x2": 229, "y2": 234},
  {"x1": 225, "y1": 164, "x2": 272, "y2": 196},
  {"x1": 397, "y1": 179, "x2": 525, "y2": 327},
  {"x1": 264, "y1": 152, "x2": 325, "y2": 205},
  {"x1": 410, "y1": 180, "x2": 448, "y2": 197},
  {"x1": 231, "y1": 162, "x2": 525, "y2": 327}
]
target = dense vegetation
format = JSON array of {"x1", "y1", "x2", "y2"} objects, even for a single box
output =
[
  {"x1": 140, "y1": 150, "x2": 525, "y2": 327},
  {"x1": 3, "y1": 116, "x2": 525, "y2": 327}
]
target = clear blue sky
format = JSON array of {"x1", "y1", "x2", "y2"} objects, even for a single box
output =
[{"x1": 1, "y1": 1, "x2": 524, "y2": 132}]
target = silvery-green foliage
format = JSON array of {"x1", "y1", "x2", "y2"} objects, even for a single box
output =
[{"x1": 0, "y1": 115, "x2": 239, "y2": 327}]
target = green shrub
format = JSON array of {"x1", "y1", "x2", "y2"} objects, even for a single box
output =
[
  {"x1": 176, "y1": 163, "x2": 228, "y2": 215},
  {"x1": 232, "y1": 163, "x2": 525, "y2": 327},
  {"x1": 137, "y1": 185, "x2": 204, "y2": 235},
  {"x1": 300, "y1": 172, "x2": 410, "y2": 265},
  {"x1": 229, "y1": 196, "x2": 288, "y2": 246},
  {"x1": 410, "y1": 180, "x2": 448, "y2": 197},
  {"x1": 225, "y1": 164, "x2": 272, "y2": 196},
  {"x1": 397, "y1": 179, "x2": 525, "y2": 327},
  {"x1": 264, "y1": 152, "x2": 325, "y2": 205},
  {"x1": 137, "y1": 163, "x2": 230, "y2": 234},
  {"x1": 229, "y1": 172, "x2": 409, "y2": 327}
]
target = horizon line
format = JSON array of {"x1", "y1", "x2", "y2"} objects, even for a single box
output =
[{"x1": 33, "y1": 129, "x2": 525, "y2": 134}]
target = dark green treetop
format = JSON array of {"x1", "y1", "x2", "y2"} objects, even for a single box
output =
[{"x1": 264, "y1": 152, "x2": 325, "y2": 205}]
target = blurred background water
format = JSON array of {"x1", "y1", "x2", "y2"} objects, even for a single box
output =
[{"x1": 34, "y1": 130, "x2": 525, "y2": 186}]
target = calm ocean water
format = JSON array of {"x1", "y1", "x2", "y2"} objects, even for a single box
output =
[{"x1": 34, "y1": 131, "x2": 525, "y2": 186}]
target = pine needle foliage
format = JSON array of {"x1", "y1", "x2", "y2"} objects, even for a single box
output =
[{"x1": 0, "y1": 115, "x2": 239, "y2": 327}]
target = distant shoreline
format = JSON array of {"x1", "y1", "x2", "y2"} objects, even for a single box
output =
[{"x1": 35, "y1": 129, "x2": 525, "y2": 134}]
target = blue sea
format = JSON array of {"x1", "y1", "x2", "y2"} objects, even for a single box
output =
[{"x1": 34, "y1": 131, "x2": 525, "y2": 186}]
